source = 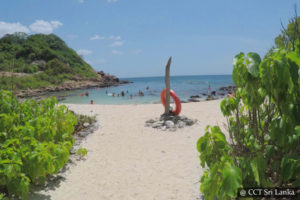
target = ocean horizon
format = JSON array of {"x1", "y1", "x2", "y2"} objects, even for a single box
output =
[{"x1": 57, "y1": 74, "x2": 233, "y2": 105}]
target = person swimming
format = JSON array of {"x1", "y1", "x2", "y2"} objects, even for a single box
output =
[{"x1": 138, "y1": 90, "x2": 144, "y2": 96}]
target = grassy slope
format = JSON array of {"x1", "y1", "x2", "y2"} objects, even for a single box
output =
[{"x1": 0, "y1": 32, "x2": 98, "y2": 90}]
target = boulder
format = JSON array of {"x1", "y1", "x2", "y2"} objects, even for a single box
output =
[
  {"x1": 188, "y1": 98, "x2": 200, "y2": 102},
  {"x1": 164, "y1": 120, "x2": 175, "y2": 128}
]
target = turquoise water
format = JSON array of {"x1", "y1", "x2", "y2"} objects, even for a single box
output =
[{"x1": 58, "y1": 75, "x2": 233, "y2": 104}]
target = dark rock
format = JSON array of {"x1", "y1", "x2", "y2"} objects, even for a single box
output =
[
  {"x1": 177, "y1": 121, "x2": 185, "y2": 128},
  {"x1": 145, "y1": 115, "x2": 196, "y2": 131},
  {"x1": 78, "y1": 131, "x2": 89, "y2": 137},
  {"x1": 146, "y1": 119, "x2": 155, "y2": 124},
  {"x1": 185, "y1": 119, "x2": 195, "y2": 126},
  {"x1": 211, "y1": 91, "x2": 216, "y2": 96},
  {"x1": 219, "y1": 86, "x2": 226, "y2": 91},
  {"x1": 190, "y1": 95, "x2": 200, "y2": 98},
  {"x1": 188, "y1": 98, "x2": 200, "y2": 102}
]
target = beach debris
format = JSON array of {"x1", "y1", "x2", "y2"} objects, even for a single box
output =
[
  {"x1": 164, "y1": 57, "x2": 172, "y2": 115},
  {"x1": 145, "y1": 114, "x2": 197, "y2": 131}
]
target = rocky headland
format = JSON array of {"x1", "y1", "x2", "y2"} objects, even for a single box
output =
[{"x1": 13, "y1": 70, "x2": 132, "y2": 98}]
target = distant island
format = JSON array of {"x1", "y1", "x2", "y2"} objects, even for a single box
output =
[{"x1": 0, "y1": 32, "x2": 131, "y2": 97}]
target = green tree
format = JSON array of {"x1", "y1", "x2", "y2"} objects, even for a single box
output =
[{"x1": 274, "y1": 6, "x2": 300, "y2": 52}]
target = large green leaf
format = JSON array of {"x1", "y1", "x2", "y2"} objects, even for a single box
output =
[
  {"x1": 295, "y1": 126, "x2": 300, "y2": 137},
  {"x1": 250, "y1": 154, "x2": 267, "y2": 186},
  {"x1": 287, "y1": 51, "x2": 300, "y2": 66},
  {"x1": 220, "y1": 162, "x2": 242, "y2": 198},
  {"x1": 246, "y1": 52, "x2": 261, "y2": 77}
]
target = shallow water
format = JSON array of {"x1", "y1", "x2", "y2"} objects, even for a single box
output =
[{"x1": 57, "y1": 75, "x2": 233, "y2": 104}]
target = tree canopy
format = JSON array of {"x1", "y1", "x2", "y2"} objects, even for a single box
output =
[{"x1": 0, "y1": 33, "x2": 97, "y2": 90}]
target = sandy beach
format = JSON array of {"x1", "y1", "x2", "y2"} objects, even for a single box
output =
[{"x1": 30, "y1": 99, "x2": 226, "y2": 200}]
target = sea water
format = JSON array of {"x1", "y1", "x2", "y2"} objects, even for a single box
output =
[{"x1": 57, "y1": 75, "x2": 233, "y2": 104}]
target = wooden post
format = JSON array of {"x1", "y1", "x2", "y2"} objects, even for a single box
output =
[{"x1": 164, "y1": 57, "x2": 172, "y2": 115}]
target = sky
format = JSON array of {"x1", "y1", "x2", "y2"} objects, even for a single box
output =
[{"x1": 0, "y1": 0, "x2": 299, "y2": 78}]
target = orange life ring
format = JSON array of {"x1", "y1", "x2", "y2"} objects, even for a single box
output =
[{"x1": 160, "y1": 89, "x2": 181, "y2": 115}]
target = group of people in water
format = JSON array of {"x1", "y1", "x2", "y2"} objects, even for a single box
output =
[
  {"x1": 107, "y1": 89, "x2": 146, "y2": 99},
  {"x1": 79, "y1": 86, "x2": 150, "y2": 104}
]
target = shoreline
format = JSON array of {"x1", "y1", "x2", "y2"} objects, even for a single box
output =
[{"x1": 14, "y1": 80, "x2": 132, "y2": 99}]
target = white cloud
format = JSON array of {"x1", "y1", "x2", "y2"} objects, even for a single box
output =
[
  {"x1": 107, "y1": 0, "x2": 117, "y2": 2},
  {"x1": 112, "y1": 50, "x2": 123, "y2": 55},
  {"x1": 90, "y1": 34, "x2": 105, "y2": 40},
  {"x1": 108, "y1": 41, "x2": 124, "y2": 47},
  {"x1": 78, "y1": 0, "x2": 84, "y2": 3},
  {"x1": 50, "y1": 21, "x2": 63, "y2": 29},
  {"x1": 29, "y1": 20, "x2": 63, "y2": 34},
  {"x1": 108, "y1": 35, "x2": 121, "y2": 40},
  {"x1": 0, "y1": 21, "x2": 30, "y2": 38},
  {"x1": 77, "y1": 49, "x2": 92, "y2": 56}
]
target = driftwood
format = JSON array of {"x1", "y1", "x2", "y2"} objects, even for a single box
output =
[{"x1": 164, "y1": 57, "x2": 172, "y2": 115}]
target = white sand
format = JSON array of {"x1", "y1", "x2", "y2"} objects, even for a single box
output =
[{"x1": 30, "y1": 100, "x2": 226, "y2": 200}]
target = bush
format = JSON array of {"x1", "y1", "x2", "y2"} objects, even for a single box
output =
[
  {"x1": 23, "y1": 65, "x2": 38, "y2": 73},
  {"x1": 0, "y1": 90, "x2": 77, "y2": 199},
  {"x1": 197, "y1": 50, "x2": 300, "y2": 200},
  {"x1": 46, "y1": 59, "x2": 73, "y2": 75}
]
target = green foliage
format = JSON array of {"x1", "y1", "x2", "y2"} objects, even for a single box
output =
[
  {"x1": 274, "y1": 16, "x2": 300, "y2": 51},
  {"x1": 0, "y1": 90, "x2": 77, "y2": 199},
  {"x1": 74, "y1": 113, "x2": 96, "y2": 132},
  {"x1": 197, "y1": 49, "x2": 300, "y2": 199},
  {"x1": 76, "y1": 148, "x2": 88, "y2": 158},
  {"x1": 0, "y1": 33, "x2": 97, "y2": 90}
]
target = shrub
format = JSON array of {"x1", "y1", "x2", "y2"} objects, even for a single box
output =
[
  {"x1": 0, "y1": 90, "x2": 77, "y2": 199},
  {"x1": 197, "y1": 50, "x2": 300, "y2": 200}
]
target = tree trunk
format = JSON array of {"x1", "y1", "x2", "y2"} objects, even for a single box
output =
[{"x1": 164, "y1": 57, "x2": 172, "y2": 115}]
